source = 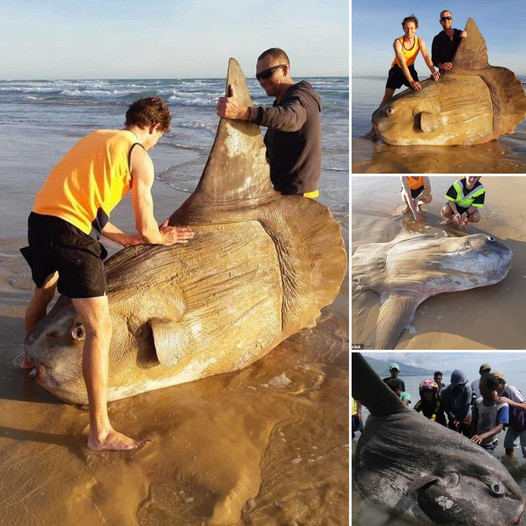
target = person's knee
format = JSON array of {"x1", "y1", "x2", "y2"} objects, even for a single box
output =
[
  {"x1": 440, "y1": 205, "x2": 450, "y2": 217},
  {"x1": 425, "y1": 194, "x2": 433, "y2": 204},
  {"x1": 470, "y1": 211, "x2": 481, "y2": 223}
]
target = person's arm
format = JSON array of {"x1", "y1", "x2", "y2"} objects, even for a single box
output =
[
  {"x1": 401, "y1": 177, "x2": 422, "y2": 221},
  {"x1": 101, "y1": 222, "x2": 142, "y2": 247},
  {"x1": 459, "y1": 385, "x2": 472, "y2": 422},
  {"x1": 130, "y1": 146, "x2": 194, "y2": 245},
  {"x1": 217, "y1": 84, "x2": 308, "y2": 132},
  {"x1": 393, "y1": 39, "x2": 421, "y2": 91},
  {"x1": 419, "y1": 38, "x2": 440, "y2": 81},
  {"x1": 420, "y1": 176, "x2": 432, "y2": 197}
]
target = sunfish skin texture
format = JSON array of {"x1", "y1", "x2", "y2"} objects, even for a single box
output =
[
  {"x1": 352, "y1": 353, "x2": 525, "y2": 526},
  {"x1": 23, "y1": 58, "x2": 347, "y2": 405},
  {"x1": 372, "y1": 18, "x2": 526, "y2": 146},
  {"x1": 352, "y1": 232, "x2": 512, "y2": 349}
]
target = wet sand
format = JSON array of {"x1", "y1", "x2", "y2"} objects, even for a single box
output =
[
  {"x1": 0, "y1": 191, "x2": 349, "y2": 524},
  {"x1": 351, "y1": 176, "x2": 526, "y2": 350}
]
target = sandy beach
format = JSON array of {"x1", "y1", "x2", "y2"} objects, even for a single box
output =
[
  {"x1": 0, "y1": 211, "x2": 349, "y2": 526},
  {"x1": 351, "y1": 176, "x2": 526, "y2": 350}
]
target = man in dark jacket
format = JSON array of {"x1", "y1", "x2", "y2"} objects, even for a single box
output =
[
  {"x1": 216, "y1": 48, "x2": 322, "y2": 197},
  {"x1": 432, "y1": 10, "x2": 467, "y2": 72}
]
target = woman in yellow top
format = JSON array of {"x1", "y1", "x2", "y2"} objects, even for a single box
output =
[{"x1": 366, "y1": 15, "x2": 440, "y2": 138}]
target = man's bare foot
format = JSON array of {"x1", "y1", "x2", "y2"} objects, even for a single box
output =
[
  {"x1": 365, "y1": 129, "x2": 376, "y2": 138},
  {"x1": 462, "y1": 222, "x2": 471, "y2": 232},
  {"x1": 87, "y1": 428, "x2": 145, "y2": 451},
  {"x1": 440, "y1": 218, "x2": 454, "y2": 225},
  {"x1": 401, "y1": 205, "x2": 410, "y2": 215}
]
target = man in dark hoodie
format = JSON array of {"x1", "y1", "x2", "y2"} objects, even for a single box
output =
[
  {"x1": 216, "y1": 48, "x2": 322, "y2": 197},
  {"x1": 441, "y1": 369, "x2": 473, "y2": 436}
]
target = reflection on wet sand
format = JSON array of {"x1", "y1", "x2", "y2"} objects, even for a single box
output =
[
  {"x1": 352, "y1": 138, "x2": 526, "y2": 173},
  {"x1": 0, "y1": 241, "x2": 349, "y2": 525}
]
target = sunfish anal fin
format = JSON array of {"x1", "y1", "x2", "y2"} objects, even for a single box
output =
[
  {"x1": 375, "y1": 291, "x2": 424, "y2": 350},
  {"x1": 169, "y1": 58, "x2": 276, "y2": 224}
]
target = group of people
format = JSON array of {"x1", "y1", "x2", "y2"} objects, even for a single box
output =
[
  {"x1": 20, "y1": 48, "x2": 322, "y2": 451},
  {"x1": 378, "y1": 364, "x2": 526, "y2": 457},
  {"x1": 366, "y1": 10, "x2": 467, "y2": 138},
  {"x1": 400, "y1": 175, "x2": 485, "y2": 231}
]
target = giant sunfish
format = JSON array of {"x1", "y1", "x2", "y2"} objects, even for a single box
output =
[
  {"x1": 23, "y1": 58, "x2": 347, "y2": 404},
  {"x1": 352, "y1": 231, "x2": 512, "y2": 349},
  {"x1": 352, "y1": 352, "x2": 524, "y2": 525},
  {"x1": 372, "y1": 18, "x2": 526, "y2": 146}
]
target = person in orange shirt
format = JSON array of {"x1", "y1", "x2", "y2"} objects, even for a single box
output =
[
  {"x1": 21, "y1": 97, "x2": 194, "y2": 451},
  {"x1": 400, "y1": 176, "x2": 432, "y2": 222},
  {"x1": 366, "y1": 14, "x2": 440, "y2": 138}
]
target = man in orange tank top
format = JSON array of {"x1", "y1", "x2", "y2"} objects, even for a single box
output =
[
  {"x1": 22, "y1": 97, "x2": 194, "y2": 451},
  {"x1": 366, "y1": 15, "x2": 440, "y2": 138},
  {"x1": 400, "y1": 176, "x2": 432, "y2": 222}
]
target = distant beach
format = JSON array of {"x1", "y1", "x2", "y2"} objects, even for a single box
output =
[
  {"x1": 0, "y1": 77, "x2": 349, "y2": 524},
  {"x1": 352, "y1": 76, "x2": 526, "y2": 173}
]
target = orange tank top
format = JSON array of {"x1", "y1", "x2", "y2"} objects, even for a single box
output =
[
  {"x1": 32, "y1": 130, "x2": 139, "y2": 238},
  {"x1": 408, "y1": 176, "x2": 424, "y2": 190},
  {"x1": 391, "y1": 36, "x2": 420, "y2": 68}
]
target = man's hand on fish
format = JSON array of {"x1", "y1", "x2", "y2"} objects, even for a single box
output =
[
  {"x1": 409, "y1": 80, "x2": 422, "y2": 91},
  {"x1": 159, "y1": 220, "x2": 195, "y2": 245},
  {"x1": 431, "y1": 71, "x2": 440, "y2": 81}
]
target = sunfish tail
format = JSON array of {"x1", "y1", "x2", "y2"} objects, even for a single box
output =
[
  {"x1": 351, "y1": 353, "x2": 408, "y2": 417},
  {"x1": 375, "y1": 291, "x2": 424, "y2": 350}
]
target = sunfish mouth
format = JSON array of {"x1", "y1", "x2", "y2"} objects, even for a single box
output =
[{"x1": 513, "y1": 503, "x2": 524, "y2": 524}]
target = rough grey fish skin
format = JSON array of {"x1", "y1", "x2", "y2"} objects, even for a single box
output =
[
  {"x1": 372, "y1": 18, "x2": 526, "y2": 146},
  {"x1": 352, "y1": 232, "x2": 512, "y2": 349},
  {"x1": 352, "y1": 353, "x2": 525, "y2": 525},
  {"x1": 24, "y1": 59, "x2": 347, "y2": 404}
]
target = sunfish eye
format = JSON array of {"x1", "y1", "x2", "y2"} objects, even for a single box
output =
[
  {"x1": 491, "y1": 482, "x2": 503, "y2": 495},
  {"x1": 488, "y1": 236, "x2": 495, "y2": 242},
  {"x1": 387, "y1": 108, "x2": 395, "y2": 115}
]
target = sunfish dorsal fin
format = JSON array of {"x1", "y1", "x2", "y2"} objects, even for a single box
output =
[
  {"x1": 452, "y1": 18, "x2": 489, "y2": 70},
  {"x1": 351, "y1": 353, "x2": 409, "y2": 416},
  {"x1": 169, "y1": 58, "x2": 275, "y2": 223}
]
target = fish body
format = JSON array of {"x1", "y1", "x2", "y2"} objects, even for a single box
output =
[
  {"x1": 352, "y1": 353, "x2": 525, "y2": 525},
  {"x1": 352, "y1": 232, "x2": 512, "y2": 349},
  {"x1": 24, "y1": 59, "x2": 347, "y2": 404},
  {"x1": 372, "y1": 19, "x2": 526, "y2": 146}
]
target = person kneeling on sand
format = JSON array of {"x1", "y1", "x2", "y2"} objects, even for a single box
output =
[
  {"x1": 400, "y1": 176, "x2": 432, "y2": 222},
  {"x1": 440, "y1": 176, "x2": 485, "y2": 232}
]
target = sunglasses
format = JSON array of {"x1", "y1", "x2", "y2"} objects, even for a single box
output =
[
  {"x1": 255, "y1": 65, "x2": 286, "y2": 81},
  {"x1": 441, "y1": 16, "x2": 452, "y2": 21}
]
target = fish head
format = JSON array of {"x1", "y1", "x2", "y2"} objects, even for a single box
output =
[
  {"x1": 372, "y1": 83, "x2": 443, "y2": 145},
  {"x1": 24, "y1": 298, "x2": 87, "y2": 403},
  {"x1": 413, "y1": 448, "x2": 524, "y2": 525},
  {"x1": 435, "y1": 234, "x2": 512, "y2": 288}
]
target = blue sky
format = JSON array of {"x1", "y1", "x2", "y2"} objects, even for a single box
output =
[
  {"x1": 352, "y1": 0, "x2": 526, "y2": 76},
  {"x1": 1, "y1": 0, "x2": 348, "y2": 79}
]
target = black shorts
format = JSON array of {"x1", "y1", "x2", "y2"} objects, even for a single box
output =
[
  {"x1": 444, "y1": 202, "x2": 470, "y2": 216},
  {"x1": 402, "y1": 185, "x2": 425, "y2": 199},
  {"x1": 21, "y1": 212, "x2": 108, "y2": 298},
  {"x1": 386, "y1": 64, "x2": 419, "y2": 90}
]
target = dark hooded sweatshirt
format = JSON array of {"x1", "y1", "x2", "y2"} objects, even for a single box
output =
[{"x1": 247, "y1": 81, "x2": 322, "y2": 195}]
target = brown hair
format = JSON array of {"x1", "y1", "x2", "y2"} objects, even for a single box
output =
[
  {"x1": 257, "y1": 47, "x2": 290, "y2": 66},
  {"x1": 402, "y1": 15, "x2": 419, "y2": 29},
  {"x1": 125, "y1": 97, "x2": 171, "y2": 132}
]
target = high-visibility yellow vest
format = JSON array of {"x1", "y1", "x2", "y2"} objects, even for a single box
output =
[{"x1": 445, "y1": 180, "x2": 485, "y2": 208}]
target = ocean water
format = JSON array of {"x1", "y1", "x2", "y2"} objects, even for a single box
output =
[
  {"x1": 351, "y1": 75, "x2": 526, "y2": 173},
  {"x1": 0, "y1": 77, "x2": 349, "y2": 238}
]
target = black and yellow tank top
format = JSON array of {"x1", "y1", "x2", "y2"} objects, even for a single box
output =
[{"x1": 32, "y1": 130, "x2": 140, "y2": 238}]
